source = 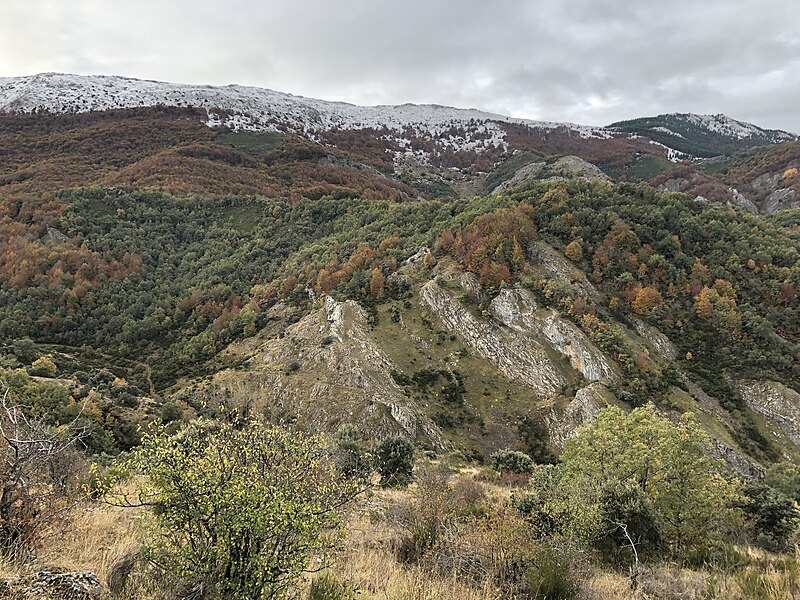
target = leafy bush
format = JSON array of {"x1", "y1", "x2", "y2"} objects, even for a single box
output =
[
  {"x1": 526, "y1": 545, "x2": 579, "y2": 600},
  {"x1": 28, "y1": 356, "x2": 57, "y2": 377},
  {"x1": 331, "y1": 423, "x2": 371, "y2": 480},
  {"x1": 558, "y1": 405, "x2": 743, "y2": 557},
  {"x1": 741, "y1": 482, "x2": 800, "y2": 552},
  {"x1": 159, "y1": 401, "x2": 182, "y2": 424},
  {"x1": 374, "y1": 436, "x2": 414, "y2": 487},
  {"x1": 308, "y1": 572, "x2": 357, "y2": 600},
  {"x1": 764, "y1": 461, "x2": 800, "y2": 502},
  {"x1": 492, "y1": 449, "x2": 534, "y2": 474},
  {"x1": 106, "y1": 419, "x2": 360, "y2": 600}
]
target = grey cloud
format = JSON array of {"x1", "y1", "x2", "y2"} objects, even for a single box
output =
[{"x1": 0, "y1": 0, "x2": 798, "y2": 131}]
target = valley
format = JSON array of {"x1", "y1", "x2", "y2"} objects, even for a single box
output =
[{"x1": 0, "y1": 73, "x2": 798, "y2": 599}]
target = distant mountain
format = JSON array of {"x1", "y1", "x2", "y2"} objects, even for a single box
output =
[
  {"x1": 0, "y1": 72, "x2": 610, "y2": 156},
  {"x1": 609, "y1": 113, "x2": 798, "y2": 158},
  {"x1": 2, "y1": 73, "x2": 798, "y2": 212},
  {"x1": 0, "y1": 73, "x2": 672, "y2": 198}
]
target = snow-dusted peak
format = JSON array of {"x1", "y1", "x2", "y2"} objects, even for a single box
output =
[
  {"x1": 665, "y1": 112, "x2": 797, "y2": 142},
  {"x1": 0, "y1": 72, "x2": 609, "y2": 141}
]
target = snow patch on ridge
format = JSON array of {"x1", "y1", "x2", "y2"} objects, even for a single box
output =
[{"x1": 0, "y1": 73, "x2": 616, "y2": 156}]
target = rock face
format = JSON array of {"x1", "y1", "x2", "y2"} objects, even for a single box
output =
[
  {"x1": 489, "y1": 288, "x2": 618, "y2": 383},
  {"x1": 420, "y1": 280, "x2": 566, "y2": 397},
  {"x1": 631, "y1": 317, "x2": 678, "y2": 360},
  {"x1": 492, "y1": 155, "x2": 610, "y2": 194},
  {"x1": 546, "y1": 382, "x2": 613, "y2": 448},
  {"x1": 529, "y1": 241, "x2": 601, "y2": 302},
  {"x1": 763, "y1": 188, "x2": 798, "y2": 214},
  {"x1": 201, "y1": 296, "x2": 443, "y2": 447},
  {"x1": 729, "y1": 188, "x2": 758, "y2": 213},
  {"x1": 739, "y1": 380, "x2": 800, "y2": 448},
  {"x1": 710, "y1": 439, "x2": 765, "y2": 479},
  {"x1": 0, "y1": 571, "x2": 102, "y2": 600}
]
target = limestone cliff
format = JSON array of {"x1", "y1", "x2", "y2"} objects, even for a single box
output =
[{"x1": 419, "y1": 280, "x2": 567, "y2": 398}]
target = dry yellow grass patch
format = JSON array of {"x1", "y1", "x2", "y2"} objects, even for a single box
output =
[{"x1": 37, "y1": 504, "x2": 142, "y2": 585}]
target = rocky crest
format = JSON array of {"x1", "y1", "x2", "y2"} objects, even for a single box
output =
[
  {"x1": 420, "y1": 280, "x2": 567, "y2": 398},
  {"x1": 739, "y1": 380, "x2": 800, "y2": 449},
  {"x1": 491, "y1": 155, "x2": 610, "y2": 194},
  {"x1": 200, "y1": 296, "x2": 444, "y2": 446},
  {"x1": 489, "y1": 288, "x2": 618, "y2": 383}
]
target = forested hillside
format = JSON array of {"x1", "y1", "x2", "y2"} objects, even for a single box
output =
[{"x1": 1, "y1": 90, "x2": 799, "y2": 598}]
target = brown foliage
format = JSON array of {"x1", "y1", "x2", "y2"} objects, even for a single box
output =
[{"x1": 0, "y1": 109, "x2": 424, "y2": 202}]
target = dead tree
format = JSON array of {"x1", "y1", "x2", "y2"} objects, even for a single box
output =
[{"x1": 0, "y1": 379, "x2": 87, "y2": 560}]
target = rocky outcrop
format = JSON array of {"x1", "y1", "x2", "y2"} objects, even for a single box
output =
[
  {"x1": 546, "y1": 382, "x2": 613, "y2": 448},
  {"x1": 0, "y1": 571, "x2": 102, "y2": 599},
  {"x1": 200, "y1": 296, "x2": 444, "y2": 447},
  {"x1": 401, "y1": 246, "x2": 431, "y2": 268},
  {"x1": 739, "y1": 380, "x2": 800, "y2": 448},
  {"x1": 420, "y1": 280, "x2": 566, "y2": 397},
  {"x1": 489, "y1": 288, "x2": 618, "y2": 383},
  {"x1": 492, "y1": 155, "x2": 609, "y2": 194},
  {"x1": 729, "y1": 188, "x2": 758, "y2": 213},
  {"x1": 631, "y1": 317, "x2": 677, "y2": 360},
  {"x1": 763, "y1": 188, "x2": 798, "y2": 214},
  {"x1": 529, "y1": 241, "x2": 601, "y2": 302},
  {"x1": 710, "y1": 439, "x2": 765, "y2": 479}
]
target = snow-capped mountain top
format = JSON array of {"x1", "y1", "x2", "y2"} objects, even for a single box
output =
[
  {"x1": 0, "y1": 73, "x2": 608, "y2": 145},
  {"x1": 675, "y1": 113, "x2": 796, "y2": 142},
  {"x1": 609, "y1": 112, "x2": 797, "y2": 158}
]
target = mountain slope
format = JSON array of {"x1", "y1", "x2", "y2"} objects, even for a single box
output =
[
  {"x1": 0, "y1": 77, "x2": 665, "y2": 200},
  {"x1": 0, "y1": 73, "x2": 609, "y2": 154},
  {"x1": 609, "y1": 113, "x2": 798, "y2": 158}
]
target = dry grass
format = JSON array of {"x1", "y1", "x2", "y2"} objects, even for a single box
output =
[
  {"x1": 8, "y1": 480, "x2": 799, "y2": 600},
  {"x1": 36, "y1": 504, "x2": 143, "y2": 586},
  {"x1": 329, "y1": 547, "x2": 501, "y2": 600}
]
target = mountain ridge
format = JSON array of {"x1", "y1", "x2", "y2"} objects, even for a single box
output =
[{"x1": 609, "y1": 112, "x2": 798, "y2": 158}]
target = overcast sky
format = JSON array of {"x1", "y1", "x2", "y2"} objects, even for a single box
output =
[{"x1": 2, "y1": 0, "x2": 798, "y2": 131}]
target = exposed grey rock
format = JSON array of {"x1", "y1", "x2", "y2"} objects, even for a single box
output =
[
  {"x1": 489, "y1": 288, "x2": 618, "y2": 383},
  {"x1": 710, "y1": 439, "x2": 765, "y2": 479},
  {"x1": 107, "y1": 545, "x2": 141, "y2": 596},
  {"x1": 202, "y1": 296, "x2": 445, "y2": 448},
  {"x1": 739, "y1": 380, "x2": 800, "y2": 448},
  {"x1": 492, "y1": 160, "x2": 546, "y2": 194},
  {"x1": 489, "y1": 288, "x2": 539, "y2": 331},
  {"x1": 631, "y1": 317, "x2": 677, "y2": 360},
  {"x1": 42, "y1": 227, "x2": 69, "y2": 245},
  {"x1": 420, "y1": 280, "x2": 566, "y2": 397},
  {"x1": 11, "y1": 571, "x2": 102, "y2": 599},
  {"x1": 729, "y1": 188, "x2": 758, "y2": 213},
  {"x1": 762, "y1": 188, "x2": 798, "y2": 214},
  {"x1": 658, "y1": 178, "x2": 685, "y2": 193},
  {"x1": 528, "y1": 241, "x2": 601, "y2": 302},
  {"x1": 458, "y1": 272, "x2": 482, "y2": 297},
  {"x1": 546, "y1": 382, "x2": 612, "y2": 448},
  {"x1": 401, "y1": 246, "x2": 431, "y2": 268}
]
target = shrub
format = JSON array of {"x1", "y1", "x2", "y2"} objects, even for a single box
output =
[
  {"x1": 389, "y1": 465, "x2": 488, "y2": 564},
  {"x1": 741, "y1": 482, "x2": 800, "y2": 552},
  {"x1": 28, "y1": 356, "x2": 57, "y2": 377},
  {"x1": 492, "y1": 449, "x2": 534, "y2": 474},
  {"x1": 559, "y1": 404, "x2": 743, "y2": 556},
  {"x1": 159, "y1": 401, "x2": 182, "y2": 424},
  {"x1": 0, "y1": 379, "x2": 86, "y2": 560},
  {"x1": 308, "y1": 572, "x2": 356, "y2": 600},
  {"x1": 764, "y1": 461, "x2": 800, "y2": 502},
  {"x1": 106, "y1": 419, "x2": 360, "y2": 600},
  {"x1": 526, "y1": 546, "x2": 579, "y2": 600},
  {"x1": 331, "y1": 423, "x2": 371, "y2": 480},
  {"x1": 374, "y1": 436, "x2": 414, "y2": 487}
]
